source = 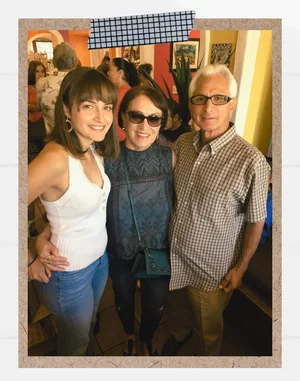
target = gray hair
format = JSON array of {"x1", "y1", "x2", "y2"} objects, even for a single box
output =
[
  {"x1": 189, "y1": 64, "x2": 238, "y2": 99},
  {"x1": 53, "y1": 42, "x2": 78, "y2": 70}
]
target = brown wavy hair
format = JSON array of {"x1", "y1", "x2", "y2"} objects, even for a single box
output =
[{"x1": 49, "y1": 67, "x2": 119, "y2": 159}]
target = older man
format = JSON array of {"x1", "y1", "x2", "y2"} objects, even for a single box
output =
[
  {"x1": 162, "y1": 64, "x2": 270, "y2": 356},
  {"x1": 36, "y1": 42, "x2": 78, "y2": 135}
]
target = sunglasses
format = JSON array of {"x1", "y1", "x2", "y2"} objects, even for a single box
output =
[{"x1": 127, "y1": 111, "x2": 163, "y2": 128}]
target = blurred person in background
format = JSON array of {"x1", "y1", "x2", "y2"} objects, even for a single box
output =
[
  {"x1": 107, "y1": 57, "x2": 140, "y2": 141},
  {"x1": 36, "y1": 42, "x2": 78, "y2": 135}
]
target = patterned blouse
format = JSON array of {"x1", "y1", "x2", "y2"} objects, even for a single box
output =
[
  {"x1": 105, "y1": 141, "x2": 173, "y2": 260},
  {"x1": 36, "y1": 71, "x2": 68, "y2": 135}
]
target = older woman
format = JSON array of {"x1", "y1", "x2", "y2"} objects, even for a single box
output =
[{"x1": 104, "y1": 86, "x2": 176, "y2": 356}]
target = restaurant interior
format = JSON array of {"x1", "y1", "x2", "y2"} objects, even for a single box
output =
[{"x1": 27, "y1": 28, "x2": 273, "y2": 357}]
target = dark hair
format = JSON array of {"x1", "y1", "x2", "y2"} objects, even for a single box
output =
[
  {"x1": 166, "y1": 98, "x2": 180, "y2": 118},
  {"x1": 28, "y1": 60, "x2": 46, "y2": 85},
  {"x1": 102, "y1": 56, "x2": 111, "y2": 64},
  {"x1": 112, "y1": 57, "x2": 140, "y2": 87},
  {"x1": 50, "y1": 67, "x2": 119, "y2": 159},
  {"x1": 53, "y1": 42, "x2": 78, "y2": 70},
  {"x1": 118, "y1": 86, "x2": 168, "y2": 132},
  {"x1": 96, "y1": 62, "x2": 109, "y2": 76},
  {"x1": 138, "y1": 63, "x2": 153, "y2": 76}
]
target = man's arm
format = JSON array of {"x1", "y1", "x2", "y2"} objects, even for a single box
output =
[
  {"x1": 28, "y1": 248, "x2": 51, "y2": 283},
  {"x1": 219, "y1": 220, "x2": 265, "y2": 292},
  {"x1": 36, "y1": 223, "x2": 70, "y2": 270}
]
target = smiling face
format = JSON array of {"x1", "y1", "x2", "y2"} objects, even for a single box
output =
[
  {"x1": 65, "y1": 99, "x2": 114, "y2": 150},
  {"x1": 122, "y1": 95, "x2": 162, "y2": 151},
  {"x1": 189, "y1": 74, "x2": 236, "y2": 139}
]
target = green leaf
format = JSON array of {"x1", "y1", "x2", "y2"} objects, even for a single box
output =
[
  {"x1": 139, "y1": 66, "x2": 168, "y2": 101},
  {"x1": 161, "y1": 75, "x2": 173, "y2": 100}
]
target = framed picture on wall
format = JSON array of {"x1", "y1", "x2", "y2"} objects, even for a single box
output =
[
  {"x1": 210, "y1": 43, "x2": 235, "y2": 67},
  {"x1": 170, "y1": 39, "x2": 200, "y2": 71}
]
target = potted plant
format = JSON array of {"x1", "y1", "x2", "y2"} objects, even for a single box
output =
[{"x1": 138, "y1": 50, "x2": 203, "y2": 126}]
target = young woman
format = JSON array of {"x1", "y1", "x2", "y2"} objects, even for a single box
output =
[
  {"x1": 36, "y1": 86, "x2": 176, "y2": 356},
  {"x1": 28, "y1": 61, "x2": 46, "y2": 123},
  {"x1": 107, "y1": 57, "x2": 140, "y2": 141},
  {"x1": 28, "y1": 67, "x2": 119, "y2": 356}
]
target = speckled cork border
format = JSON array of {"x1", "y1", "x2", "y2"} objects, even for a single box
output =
[{"x1": 19, "y1": 18, "x2": 281, "y2": 368}]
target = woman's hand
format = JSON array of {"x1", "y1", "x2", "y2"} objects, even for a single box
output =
[{"x1": 36, "y1": 235, "x2": 70, "y2": 271}]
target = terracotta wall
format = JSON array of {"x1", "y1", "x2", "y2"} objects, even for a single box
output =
[
  {"x1": 28, "y1": 30, "x2": 91, "y2": 67},
  {"x1": 153, "y1": 30, "x2": 201, "y2": 102},
  {"x1": 28, "y1": 30, "x2": 62, "y2": 48},
  {"x1": 68, "y1": 31, "x2": 90, "y2": 67}
]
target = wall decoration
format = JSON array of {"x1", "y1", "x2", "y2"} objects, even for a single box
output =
[
  {"x1": 210, "y1": 43, "x2": 235, "y2": 67},
  {"x1": 170, "y1": 39, "x2": 200, "y2": 71}
]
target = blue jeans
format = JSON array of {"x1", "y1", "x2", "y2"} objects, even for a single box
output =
[{"x1": 40, "y1": 252, "x2": 108, "y2": 356}]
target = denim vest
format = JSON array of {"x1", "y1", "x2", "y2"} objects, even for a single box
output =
[{"x1": 104, "y1": 141, "x2": 173, "y2": 260}]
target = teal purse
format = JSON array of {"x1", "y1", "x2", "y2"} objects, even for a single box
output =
[{"x1": 122, "y1": 151, "x2": 171, "y2": 279}]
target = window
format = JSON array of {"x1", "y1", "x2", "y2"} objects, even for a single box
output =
[{"x1": 31, "y1": 41, "x2": 53, "y2": 60}]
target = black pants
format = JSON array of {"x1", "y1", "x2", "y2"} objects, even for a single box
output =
[{"x1": 109, "y1": 256, "x2": 170, "y2": 342}]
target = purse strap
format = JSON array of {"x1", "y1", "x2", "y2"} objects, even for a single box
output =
[{"x1": 121, "y1": 148, "x2": 143, "y2": 250}]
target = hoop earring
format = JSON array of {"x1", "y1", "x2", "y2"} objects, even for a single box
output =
[{"x1": 65, "y1": 116, "x2": 73, "y2": 132}]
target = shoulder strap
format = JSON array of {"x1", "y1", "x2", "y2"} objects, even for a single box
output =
[{"x1": 121, "y1": 148, "x2": 143, "y2": 249}]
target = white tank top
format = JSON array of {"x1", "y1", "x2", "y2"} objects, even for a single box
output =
[{"x1": 40, "y1": 145, "x2": 111, "y2": 271}]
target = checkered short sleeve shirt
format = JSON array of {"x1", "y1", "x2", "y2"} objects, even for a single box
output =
[{"x1": 169, "y1": 125, "x2": 271, "y2": 291}]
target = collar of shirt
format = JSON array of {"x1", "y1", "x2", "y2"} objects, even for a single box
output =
[{"x1": 193, "y1": 122, "x2": 236, "y2": 156}]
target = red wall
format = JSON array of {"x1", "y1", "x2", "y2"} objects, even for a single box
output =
[{"x1": 154, "y1": 30, "x2": 200, "y2": 102}]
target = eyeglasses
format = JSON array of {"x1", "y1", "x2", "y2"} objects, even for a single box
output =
[
  {"x1": 127, "y1": 111, "x2": 163, "y2": 127},
  {"x1": 191, "y1": 94, "x2": 232, "y2": 106}
]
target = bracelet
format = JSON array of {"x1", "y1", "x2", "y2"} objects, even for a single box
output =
[{"x1": 28, "y1": 253, "x2": 38, "y2": 268}]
